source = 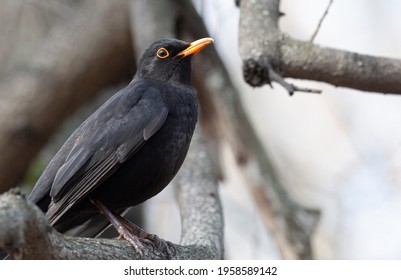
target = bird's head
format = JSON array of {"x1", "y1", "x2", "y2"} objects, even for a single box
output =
[{"x1": 136, "y1": 38, "x2": 214, "y2": 85}]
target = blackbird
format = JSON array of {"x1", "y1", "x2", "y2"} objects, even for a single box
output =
[{"x1": 27, "y1": 37, "x2": 214, "y2": 255}]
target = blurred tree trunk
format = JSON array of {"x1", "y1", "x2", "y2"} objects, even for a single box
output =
[{"x1": 0, "y1": 0, "x2": 134, "y2": 193}]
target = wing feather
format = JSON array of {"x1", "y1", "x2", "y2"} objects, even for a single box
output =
[{"x1": 29, "y1": 83, "x2": 169, "y2": 226}]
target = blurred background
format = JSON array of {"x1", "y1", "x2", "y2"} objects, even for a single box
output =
[{"x1": 1, "y1": 0, "x2": 401, "y2": 259}]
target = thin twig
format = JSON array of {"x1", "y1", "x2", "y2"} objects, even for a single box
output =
[
  {"x1": 310, "y1": 0, "x2": 334, "y2": 42},
  {"x1": 268, "y1": 67, "x2": 322, "y2": 96},
  {"x1": 260, "y1": 56, "x2": 322, "y2": 96}
]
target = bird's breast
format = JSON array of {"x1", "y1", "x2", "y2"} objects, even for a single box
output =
[{"x1": 93, "y1": 86, "x2": 198, "y2": 209}]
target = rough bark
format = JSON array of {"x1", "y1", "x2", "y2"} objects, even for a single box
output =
[
  {"x1": 175, "y1": 125, "x2": 224, "y2": 259},
  {"x1": 0, "y1": 0, "x2": 134, "y2": 194},
  {"x1": 238, "y1": 0, "x2": 401, "y2": 95}
]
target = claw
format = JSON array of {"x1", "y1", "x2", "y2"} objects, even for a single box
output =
[
  {"x1": 116, "y1": 226, "x2": 146, "y2": 258},
  {"x1": 116, "y1": 213, "x2": 175, "y2": 259}
]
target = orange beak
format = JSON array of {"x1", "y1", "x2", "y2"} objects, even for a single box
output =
[{"x1": 176, "y1": 38, "x2": 214, "y2": 57}]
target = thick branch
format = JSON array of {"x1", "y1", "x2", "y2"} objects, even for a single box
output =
[
  {"x1": 281, "y1": 38, "x2": 401, "y2": 94},
  {"x1": 0, "y1": 0, "x2": 134, "y2": 193},
  {"x1": 239, "y1": 0, "x2": 401, "y2": 95},
  {"x1": 175, "y1": 125, "x2": 224, "y2": 259}
]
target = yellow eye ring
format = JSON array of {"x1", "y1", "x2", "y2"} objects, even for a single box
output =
[{"x1": 156, "y1": 48, "x2": 169, "y2": 59}]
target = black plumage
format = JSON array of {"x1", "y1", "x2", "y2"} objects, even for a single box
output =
[{"x1": 28, "y1": 38, "x2": 213, "y2": 237}]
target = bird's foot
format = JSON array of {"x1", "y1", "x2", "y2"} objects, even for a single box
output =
[
  {"x1": 115, "y1": 225, "x2": 146, "y2": 258},
  {"x1": 117, "y1": 216, "x2": 176, "y2": 259},
  {"x1": 139, "y1": 233, "x2": 176, "y2": 259},
  {"x1": 90, "y1": 198, "x2": 175, "y2": 259}
]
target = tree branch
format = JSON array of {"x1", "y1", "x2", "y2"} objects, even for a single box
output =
[
  {"x1": 310, "y1": 0, "x2": 334, "y2": 42},
  {"x1": 175, "y1": 125, "x2": 224, "y2": 259},
  {"x1": 239, "y1": 0, "x2": 401, "y2": 95}
]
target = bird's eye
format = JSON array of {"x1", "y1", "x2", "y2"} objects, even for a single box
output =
[{"x1": 156, "y1": 48, "x2": 169, "y2": 59}]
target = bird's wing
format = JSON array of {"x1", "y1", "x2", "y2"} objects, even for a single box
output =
[{"x1": 32, "y1": 85, "x2": 168, "y2": 225}]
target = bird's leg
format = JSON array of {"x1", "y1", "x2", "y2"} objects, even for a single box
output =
[
  {"x1": 90, "y1": 198, "x2": 146, "y2": 258},
  {"x1": 90, "y1": 198, "x2": 175, "y2": 259}
]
